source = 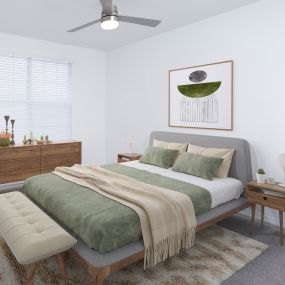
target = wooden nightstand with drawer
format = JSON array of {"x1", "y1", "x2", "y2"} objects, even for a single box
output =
[
  {"x1": 117, "y1": 153, "x2": 142, "y2": 163},
  {"x1": 246, "y1": 181, "x2": 285, "y2": 245}
]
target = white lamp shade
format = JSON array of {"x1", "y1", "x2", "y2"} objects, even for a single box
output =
[
  {"x1": 127, "y1": 137, "x2": 135, "y2": 144},
  {"x1": 279, "y1": 153, "x2": 285, "y2": 169}
]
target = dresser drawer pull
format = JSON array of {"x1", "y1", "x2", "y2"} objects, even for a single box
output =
[{"x1": 263, "y1": 197, "x2": 268, "y2": 200}]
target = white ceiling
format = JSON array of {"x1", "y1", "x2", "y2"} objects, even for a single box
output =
[{"x1": 0, "y1": 0, "x2": 260, "y2": 51}]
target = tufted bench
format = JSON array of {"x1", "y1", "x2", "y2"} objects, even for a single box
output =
[{"x1": 0, "y1": 191, "x2": 77, "y2": 285}]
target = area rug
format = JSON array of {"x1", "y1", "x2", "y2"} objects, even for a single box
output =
[{"x1": 0, "y1": 225, "x2": 268, "y2": 285}]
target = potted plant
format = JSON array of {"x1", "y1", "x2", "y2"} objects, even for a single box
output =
[
  {"x1": 256, "y1": 168, "x2": 266, "y2": 183},
  {"x1": 36, "y1": 135, "x2": 45, "y2": 145},
  {"x1": 0, "y1": 131, "x2": 11, "y2": 147}
]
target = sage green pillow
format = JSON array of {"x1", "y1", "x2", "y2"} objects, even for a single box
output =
[
  {"x1": 172, "y1": 152, "x2": 224, "y2": 180},
  {"x1": 139, "y1": 146, "x2": 179, "y2": 169}
]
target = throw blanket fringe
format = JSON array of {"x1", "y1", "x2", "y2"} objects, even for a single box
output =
[
  {"x1": 145, "y1": 227, "x2": 196, "y2": 268},
  {"x1": 53, "y1": 164, "x2": 196, "y2": 268}
]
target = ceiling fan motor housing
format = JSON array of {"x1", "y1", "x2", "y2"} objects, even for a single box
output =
[
  {"x1": 101, "y1": 14, "x2": 119, "y2": 23},
  {"x1": 101, "y1": 5, "x2": 118, "y2": 17},
  {"x1": 101, "y1": 5, "x2": 119, "y2": 29}
]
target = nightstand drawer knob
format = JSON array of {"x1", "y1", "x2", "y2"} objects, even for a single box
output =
[{"x1": 263, "y1": 197, "x2": 268, "y2": 200}]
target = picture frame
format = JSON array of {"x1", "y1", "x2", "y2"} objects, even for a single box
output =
[{"x1": 169, "y1": 60, "x2": 233, "y2": 130}]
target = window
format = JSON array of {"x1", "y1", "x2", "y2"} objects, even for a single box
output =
[{"x1": 0, "y1": 53, "x2": 72, "y2": 142}]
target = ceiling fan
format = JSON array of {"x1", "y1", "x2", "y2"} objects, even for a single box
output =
[{"x1": 68, "y1": 0, "x2": 161, "y2": 32}]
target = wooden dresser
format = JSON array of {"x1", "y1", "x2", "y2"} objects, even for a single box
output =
[{"x1": 0, "y1": 141, "x2": 81, "y2": 184}]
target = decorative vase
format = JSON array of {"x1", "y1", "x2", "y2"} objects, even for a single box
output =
[
  {"x1": 0, "y1": 138, "x2": 10, "y2": 147},
  {"x1": 10, "y1": 119, "x2": 15, "y2": 145},
  {"x1": 256, "y1": 173, "x2": 266, "y2": 183},
  {"x1": 4, "y1": 115, "x2": 9, "y2": 133}
]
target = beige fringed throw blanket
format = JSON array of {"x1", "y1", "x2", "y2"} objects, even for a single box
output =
[{"x1": 53, "y1": 164, "x2": 196, "y2": 268}]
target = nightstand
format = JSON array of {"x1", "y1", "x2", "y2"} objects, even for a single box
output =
[
  {"x1": 246, "y1": 181, "x2": 285, "y2": 245},
  {"x1": 117, "y1": 153, "x2": 142, "y2": 163}
]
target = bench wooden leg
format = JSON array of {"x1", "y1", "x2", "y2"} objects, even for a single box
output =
[{"x1": 57, "y1": 253, "x2": 69, "y2": 285}]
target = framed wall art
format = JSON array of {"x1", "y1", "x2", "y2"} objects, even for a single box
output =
[{"x1": 169, "y1": 60, "x2": 233, "y2": 130}]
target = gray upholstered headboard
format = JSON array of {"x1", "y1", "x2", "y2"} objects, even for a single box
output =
[{"x1": 149, "y1": 131, "x2": 252, "y2": 186}]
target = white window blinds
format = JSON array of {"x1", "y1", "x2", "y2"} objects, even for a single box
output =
[{"x1": 0, "y1": 53, "x2": 72, "y2": 142}]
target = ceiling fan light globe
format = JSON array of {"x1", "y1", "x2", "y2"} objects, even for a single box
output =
[{"x1": 101, "y1": 15, "x2": 119, "y2": 30}]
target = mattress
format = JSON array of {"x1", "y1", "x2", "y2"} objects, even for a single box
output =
[{"x1": 121, "y1": 160, "x2": 244, "y2": 208}]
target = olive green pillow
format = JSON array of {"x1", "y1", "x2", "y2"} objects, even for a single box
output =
[
  {"x1": 139, "y1": 146, "x2": 179, "y2": 169},
  {"x1": 172, "y1": 152, "x2": 224, "y2": 180}
]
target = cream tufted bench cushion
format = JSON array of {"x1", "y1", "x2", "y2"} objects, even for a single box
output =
[{"x1": 0, "y1": 191, "x2": 77, "y2": 265}]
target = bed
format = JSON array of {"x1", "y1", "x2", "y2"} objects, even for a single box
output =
[{"x1": 23, "y1": 131, "x2": 252, "y2": 284}]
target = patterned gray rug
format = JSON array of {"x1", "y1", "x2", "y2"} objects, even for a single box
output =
[{"x1": 0, "y1": 225, "x2": 267, "y2": 285}]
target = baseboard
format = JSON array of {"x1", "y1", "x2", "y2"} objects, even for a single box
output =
[{"x1": 0, "y1": 181, "x2": 24, "y2": 193}]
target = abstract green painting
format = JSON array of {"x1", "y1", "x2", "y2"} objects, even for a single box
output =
[{"x1": 169, "y1": 61, "x2": 233, "y2": 130}]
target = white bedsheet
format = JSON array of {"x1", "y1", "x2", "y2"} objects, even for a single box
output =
[{"x1": 121, "y1": 160, "x2": 244, "y2": 209}]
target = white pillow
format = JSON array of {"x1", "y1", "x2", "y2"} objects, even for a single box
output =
[{"x1": 187, "y1": 144, "x2": 235, "y2": 178}]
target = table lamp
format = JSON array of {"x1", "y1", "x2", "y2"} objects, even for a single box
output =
[
  {"x1": 127, "y1": 137, "x2": 135, "y2": 154},
  {"x1": 278, "y1": 153, "x2": 285, "y2": 187}
]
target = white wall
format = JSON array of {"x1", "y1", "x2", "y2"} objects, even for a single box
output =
[
  {"x1": 0, "y1": 32, "x2": 106, "y2": 165},
  {"x1": 106, "y1": 0, "x2": 285, "y2": 225}
]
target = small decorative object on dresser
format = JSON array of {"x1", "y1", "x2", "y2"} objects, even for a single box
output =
[
  {"x1": 45, "y1": 135, "x2": 51, "y2": 144},
  {"x1": 28, "y1": 131, "x2": 34, "y2": 145},
  {"x1": 4, "y1": 115, "x2": 9, "y2": 133},
  {"x1": 10, "y1": 119, "x2": 15, "y2": 145},
  {"x1": 278, "y1": 153, "x2": 285, "y2": 187},
  {"x1": 256, "y1": 168, "x2": 266, "y2": 183},
  {"x1": 118, "y1": 153, "x2": 142, "y2": 163},
  {"x1": 246, "y1": 181, "x2": 285, "y2": 245},
  {"x1": 36, "y1": 135, "x2": 45, "y2": 145},
  {"x1": 22, "y1": 135, "x2": 28, "y2": 145},
  {"x1": 0, "y1": 131, "x2": 11, "y2": 147}
]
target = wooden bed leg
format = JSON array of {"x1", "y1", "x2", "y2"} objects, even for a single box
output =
[
  {"x1": 97, "y1": 266, "x2": 110, "y2": 285},
  {"x1": 88, "y1": 265, "x2": 110, "y2": 285},
  {"x1": 88, "y1": 267, "x2": 98, "y2": 284},
  {"x1": 57, "y1": 253, "x2": 69, "y2": 285}
]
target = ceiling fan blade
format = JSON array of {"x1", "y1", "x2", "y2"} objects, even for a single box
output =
[
  {"x1": 68, "y1": 19, "x2": 101, "y2": 32},
  {"x1": 100, "y1": 0, "x2": 113, "y2": 14},
  {"x1": 119, "y1": 15, "x2": 161, "y2": 27}
]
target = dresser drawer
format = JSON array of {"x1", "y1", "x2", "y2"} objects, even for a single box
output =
[
  {"x1": 0, "y1": 168, "x2": 41, "y2": 184},
  {"x1": 0, "y1": 156, "x2": 41, "y2": 183},
  {"x1": 0, "y1": 145, "x2": 40, "y2": 161},
  {"x1": 41, "y1": 142, "x2": 81, "y2": 156},
  {"x1": 0, "y1": 148, "x2": 41, "y2": 183},
  {"x1": 41, "y1": 153, "x2": 81, "y2": 173},
  {"x1": 247, "y1": 191, "x2": 285, "y2": 210}
]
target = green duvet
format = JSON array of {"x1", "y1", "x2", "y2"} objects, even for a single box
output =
[{"x1": 23, "y1": 164, "x2": 211, "y2": 253}]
